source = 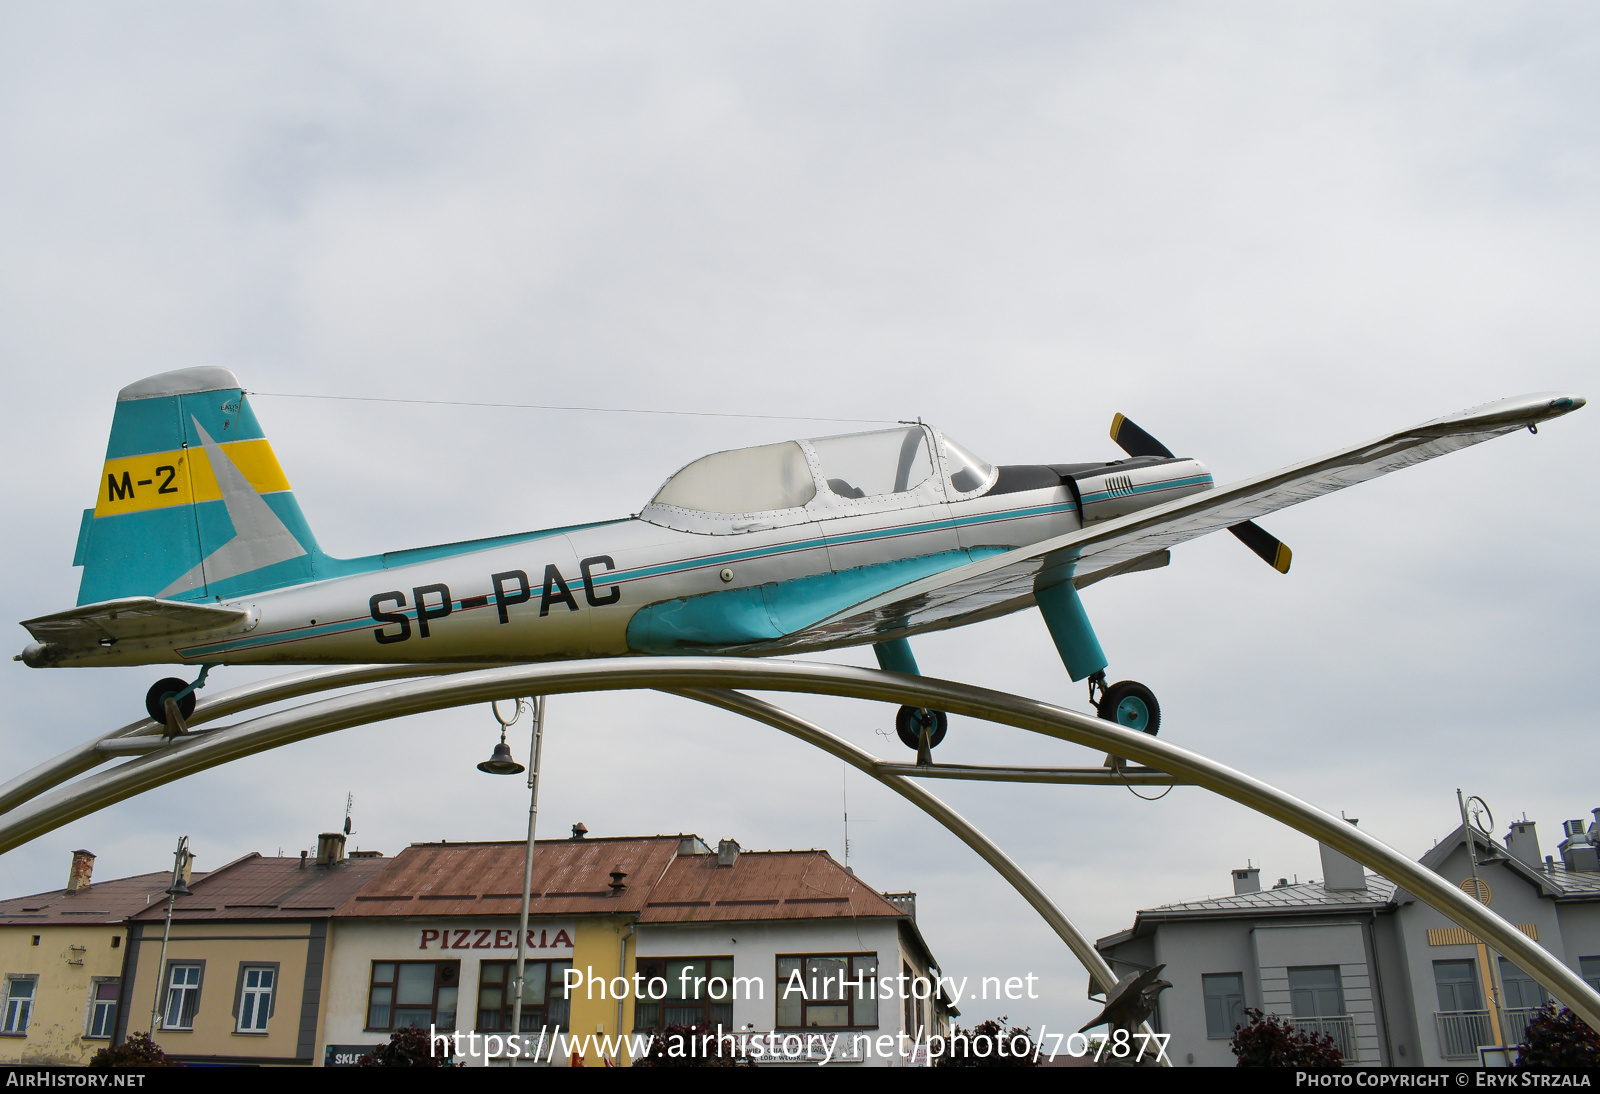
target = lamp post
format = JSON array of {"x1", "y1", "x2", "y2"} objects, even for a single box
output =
[
  {"x1": 148, "y1": 835, "x2": 190, "y2": 1036},
  {"x1": 478, "y1": 697, "x2": 546, "y2": 1060}
]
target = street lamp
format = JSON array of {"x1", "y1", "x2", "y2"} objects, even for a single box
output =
[
  {"x1": 149, "y1": 835, "x2": 190, "y2": 1036},
  {"x1": 478, "y1": 697, "x2": 546, "y2": 1059}
]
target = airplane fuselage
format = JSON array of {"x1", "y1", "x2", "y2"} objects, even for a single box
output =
[{"x1": 48, "y1": 457, "x2": 1211, "y2": 668}]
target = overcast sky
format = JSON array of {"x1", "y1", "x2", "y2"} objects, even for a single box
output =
[{"x1": 2, "y1": 3, "x2": 1597, "y2": 1036}]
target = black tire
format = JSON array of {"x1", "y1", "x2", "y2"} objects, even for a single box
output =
[
  {"x1": 146, "y1": 678, "x2": 196, "y2": 724},
  {"x1": 895, "y1": 706, "x2": 948, "y2": 750},
  {"x1": 1095, "y1": 680, "x2": 1160, "y2": 737}
]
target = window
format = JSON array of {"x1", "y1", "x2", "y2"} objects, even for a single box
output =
[
  {"x1": 1581, "y1": 957, "x2": 1600, "y2": 995},
  {"x1": 87, "y1": 981, "x2": 119, "y2": 1039},
  {"x1": 366, "y1": 961, "x2": 459, "y2": 1031},
  {"x1": 476, "y1": 960, "x2": 572, "y2": 1032},
  {"x1": 1202, "y1": 973, "x2": 1246, "y2": 1039},
  {"x1": 652, "y1": 442, "x2": 817, "y2": 514},
  {"x1": 776, "y1": 954, "x2": 878, "y2": 1030},
  {"x1": 237, "y1": 967, "x2": 275, "y2": 1033},
  {"x1": 162, "y1": 964, "x2": 203, "y2": 1030},
  {"x1": 1434, "y1": 959, "x2": 1482, "y2": 1011},
  {"x1": 634, "y1": 957, "x2": 734, "y2": 1031},
  {"x1": 1498, "y1": 959, "x2": 1549, "y2": 1011},
  {"x1": 938, "y1": 434, "x2": 995, "y2": 495},
  {"x1": 3, "y1": 977, "x2": 35, "y2": 1033},
  {"x1": 1288, "y1": 966, "x2": 1345, "y2": 1018},
  {"x1": 809, "y1": 427, "x2": 934, "y2": 499}
]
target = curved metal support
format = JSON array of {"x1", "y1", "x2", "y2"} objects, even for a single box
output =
[
  {"x1": 4, "y1": 656, "x2": 1596, "y2": 1030},
  {"x1": 874, "y1": 762, "x2": 1184, "y2": 785},
  {"x1": 672, "y1": 687, "x2": 1167, "y2": 1063},
  {"x1": 0, "y1": 663, "x2": 487, "y2": 816}
]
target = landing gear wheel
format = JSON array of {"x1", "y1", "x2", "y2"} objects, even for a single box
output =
[
  {"x1": 1095, "y1": 680, "x2": 1160, "y2": 737},
  {"x1": 895, "y1": 706, "x2": 948, "y2": 751},
  {"x1": 145, "y1": 678, "x2": 196, "y2": 724}
]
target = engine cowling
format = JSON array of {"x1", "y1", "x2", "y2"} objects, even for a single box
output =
[{"x1": 1054, "y1": 456, "x2": 1214, "y2": 525}]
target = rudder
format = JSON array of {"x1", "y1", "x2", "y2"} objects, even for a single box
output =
[{"x1": 76, "y1": 367, "x2": 323, "y2": 605}]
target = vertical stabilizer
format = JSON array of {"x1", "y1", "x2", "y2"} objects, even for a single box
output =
[{"x1": 76, "y1": 368, "x2": 323, "y2": 604}]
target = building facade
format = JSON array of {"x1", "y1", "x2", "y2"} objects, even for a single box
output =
[
  {"x1": 115, "y1": 835, "x2": 389, "y2": 1065},
  {"x1": 1098, "y1": 811, "x2": 1600, "y2": 1067},
  {"x1": 321, "y1": 829, "x2": 951, "y2": 1067},
  {"x1": 0, "y1": 852, "x2": 170, "y2": 1065}
]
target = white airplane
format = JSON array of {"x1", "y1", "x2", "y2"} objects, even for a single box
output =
[{"x1": 14, "y1": 368, "x2": 1586, "y2": 754}]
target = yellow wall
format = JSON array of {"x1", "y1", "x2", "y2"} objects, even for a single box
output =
[
  {"x1": 0, "y1": 924, "x2": 127, "y2": 1065},
  {"x1": 126, "y1": 920, "x2": 314, "y2": 1063},
  {"x1": 568, "y1": 917, "x2": 637, "y2": 1066}
]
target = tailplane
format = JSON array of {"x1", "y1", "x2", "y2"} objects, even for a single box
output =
[{"x1": 75, "y1": 368, "x2": 323, "y2": 604}]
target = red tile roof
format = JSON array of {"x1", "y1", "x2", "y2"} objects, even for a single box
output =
[
  {"x1": 641, "y1": 850, "x2": 904, "y2": 924},
  {"x1": 335, "y1": 837, "x2": 684, "y2": 918},
  {"x1": 127, "y1": 853, "x2": 390, "y2": 921},
  {"x1": 0, "y1": 871, "x2": 181, "y2": 927}
]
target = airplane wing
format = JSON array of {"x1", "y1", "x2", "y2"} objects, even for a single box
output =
[
  {"x1": 753, "y1": 391, "x2": 1585, "y2": 652},
  {"x1": 20, "y1": 597, "x2": 253, "y2": 648}
]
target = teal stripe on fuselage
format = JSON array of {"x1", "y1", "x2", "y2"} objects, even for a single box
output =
[
  {"x1": 176, "y1": 502, "x2": 1068, "y2": 657},
  {"x1": 626, "y1": 547, "x2": 1014, "y2": 652}
]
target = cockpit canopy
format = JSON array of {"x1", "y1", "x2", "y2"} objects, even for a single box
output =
[{"x1": 643, "y1": 425, "x2": 996, "y2": 534}]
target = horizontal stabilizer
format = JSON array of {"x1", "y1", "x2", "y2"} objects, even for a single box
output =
[{"x1": 21, "y1": 598, "x2": 251, "y2": 647}]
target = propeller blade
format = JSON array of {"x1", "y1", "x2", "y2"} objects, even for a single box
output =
[
  {"x1": 1109, "y1": 413, "x2": 1175, "y2": 459},
  {"x1": 1228, "y1": 520, "x2": 1292, "y2": 574},
  {"x1": 1109, "y1": 413, "x2": 1292, "y2": 574}
]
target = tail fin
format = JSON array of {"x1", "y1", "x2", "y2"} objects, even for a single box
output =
[{"x1": 75, "y1": 368, "x2": 324, "y2": 605}]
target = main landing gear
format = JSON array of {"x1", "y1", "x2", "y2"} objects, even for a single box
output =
[{"x1": 1089, "y1": 671, "x2": 1160, "y2": 768}]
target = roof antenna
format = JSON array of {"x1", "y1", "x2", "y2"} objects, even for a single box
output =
[
  {"x1": 842, "y1": 765, "x2": 851, "y2": 874},
  {"x1": 344, "y1": 792, "x2": 355, "y2": 837}
]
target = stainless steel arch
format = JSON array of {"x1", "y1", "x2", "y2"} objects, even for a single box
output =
[{"x1": 4, "y1": 655, "x2": 1596, "y2": 1030}]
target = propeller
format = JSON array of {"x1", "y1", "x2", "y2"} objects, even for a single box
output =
[{"x1": 1109, "y1": 413, "x2": 1292, "y2": 574}]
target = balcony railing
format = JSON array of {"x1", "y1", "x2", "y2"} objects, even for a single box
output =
[
  {"x1": 1500, "y1": 1008, "x2": 1540, "y2": 1050},
  {"x1": 1435, "y1": 1010, "x2": 1496, "y2": 1060},
  {"x1": 1289, "y1": 1015, "x2": 1356, "y2": 1062}
]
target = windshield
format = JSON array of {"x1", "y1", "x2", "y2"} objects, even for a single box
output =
[
  {"x1": 940, "y1": 434, "x2": 994, "y2": 494},
  {"x1": 651, "y1": 441, "x2": 818, "y2": 514},
  {"x1": 808, "y1": 427, "x2": 934, "y2": 499}
]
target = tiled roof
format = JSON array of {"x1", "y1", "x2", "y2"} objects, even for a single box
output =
[
  {"x1": 641, "y1": 850, "x2": 904, "y2": 924},
  {"x1": 0, "y1": 871, "x2": 179, "y2": 926},
  {"x1": 1145, "y1": 877, "x2": 1398, "y2": 917},
  {"x1": 128, "y1": 853, "x2": 390, "y2": 921},
  {"x1": 336, "y1": 837, "x2": 683, "y2": 918}
]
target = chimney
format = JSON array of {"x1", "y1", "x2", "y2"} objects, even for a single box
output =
[
  {"x1": 608, "y1": 866, "x2": 628, "y2": 894},
  {"x1": 571, "y1": 823, "x2": 588, "y2": 840},
  {"x1": 67, "y1": 850, "x2": 95, "y2": 893},
  {"x1": 1320, "y1": 817, "x2": 1368, "y2": 891},
  {"x1": 1232, "y1": 867, "x2": 1261, "y2": 895},
  {"x1": 716, "y1": 839, "x2": 740, "y2": 867},
  {"x1": 1505, "y1": 819, "x2": 1542, "y2": 871},
  {"x1": 1560, "y1": 819, "x2": 1599, "y2": 873},
  {"x1": 316, "y1": 832, "x2": 346, "y2": 866},
  {"x1": 883, "y1": 892, "x2": 917, "y2": 920}
]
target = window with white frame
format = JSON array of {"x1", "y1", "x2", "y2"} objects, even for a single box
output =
[
  {"x1": 3, "y1": 977, "x2": 36, "y2": 1033},
  {"x1": 87, "y1": 981, "x2": 119, "y2": 1038},
  {"x1": 775, "y1": 954, "x2": 879, "y2": 1029},
  {"x1": 163, "y1": 964, "x2": 202, "y2": 1030},
  {"x1": 237, "y1": 967, "x2": 275, "y2": 1033},
  {"x1": 1202, "y1": 973, "x2": 1246, "y2": 1039}
]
